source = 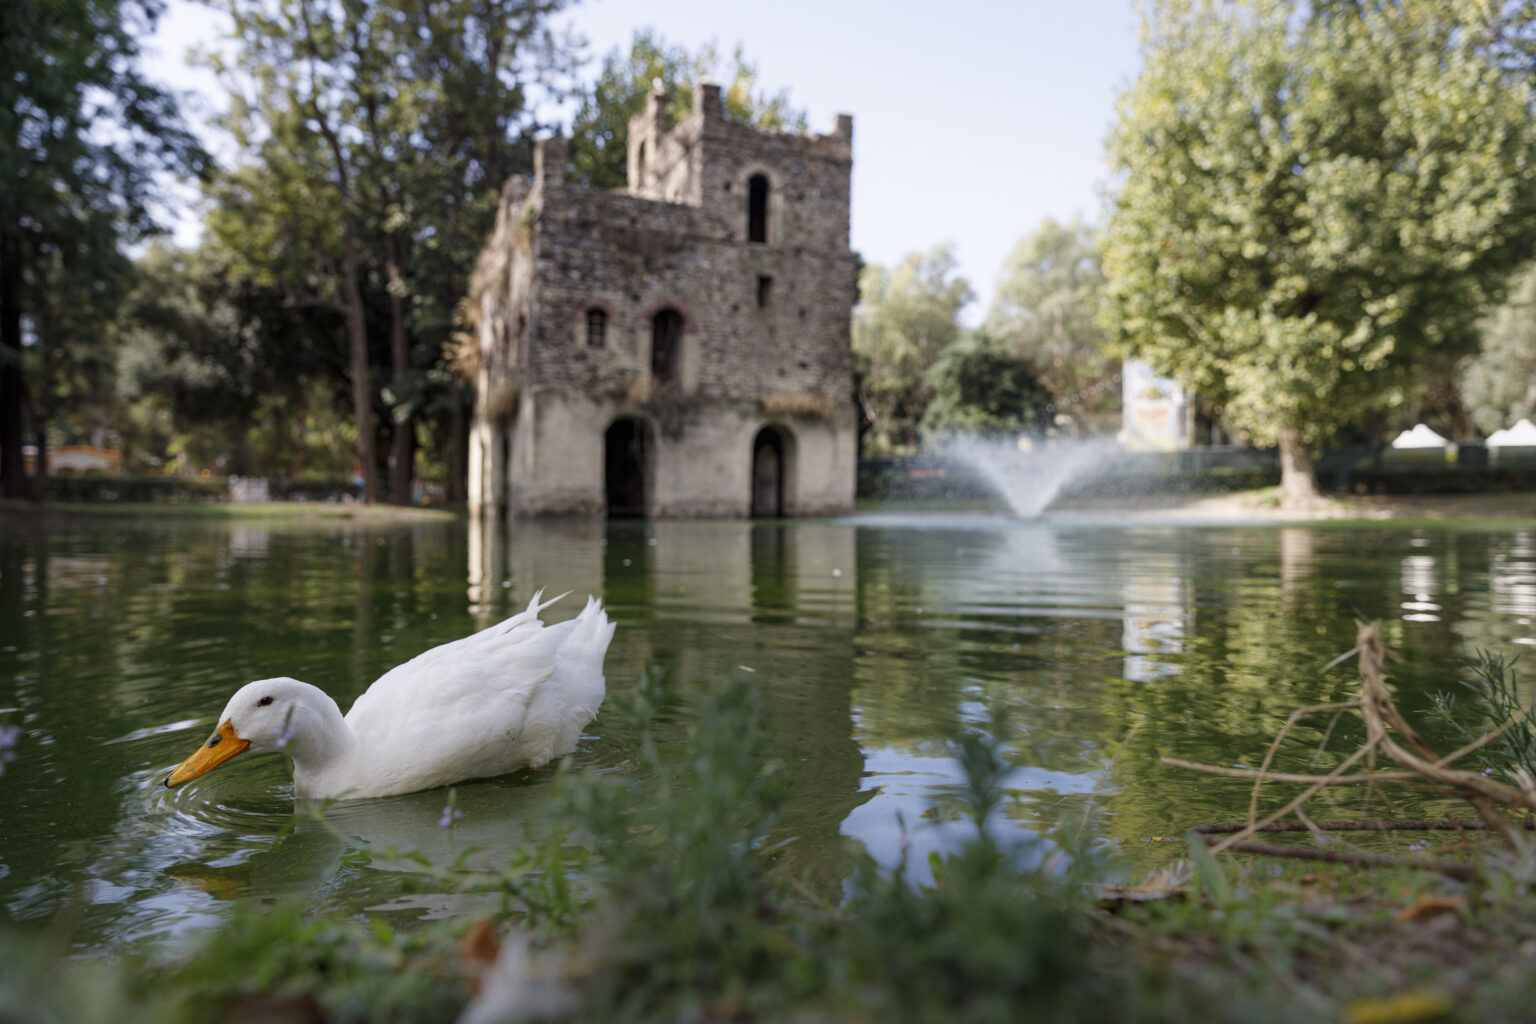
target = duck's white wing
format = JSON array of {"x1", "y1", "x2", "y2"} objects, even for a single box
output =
[{"x1": 339, "y1": 592, "x2": 580, "y2": 795}]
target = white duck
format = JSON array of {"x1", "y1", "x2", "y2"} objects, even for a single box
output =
[{"x1": 165, "y1": 592, "x2": 615, "y2": 799}]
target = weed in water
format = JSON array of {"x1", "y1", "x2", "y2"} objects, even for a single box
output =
[{"x1": 1426, "y1": 650, "x2": 1535, "y2": 790}]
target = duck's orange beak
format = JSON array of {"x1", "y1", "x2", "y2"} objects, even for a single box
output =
[{"x1": 165, "y1": 720, "x2": 251, "y2": 788}]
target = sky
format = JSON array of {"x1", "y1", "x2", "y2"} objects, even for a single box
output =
[{"x1": 145, "y1": 0, "x2": 1145, "y2": 325}]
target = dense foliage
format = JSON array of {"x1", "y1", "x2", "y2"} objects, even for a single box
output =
[
  {"x1": 919, "y1": 332, "x2": 1052, "y2": 443},
  {"x1": 0, "y1": 0, "x2": 207, "y2": 499},
  {"x1": 986, "y1": 218, "x2": 1115, "y2": 433},
  {"x1": 1101, "y1": 0, "x2": 1536, "y2": 503},
  {"x1": 852, "y1": 245, "x2": 975, "y2": 456},
  {"x1": 117, "y1": 244, "x2": 355, "y2": 478}
]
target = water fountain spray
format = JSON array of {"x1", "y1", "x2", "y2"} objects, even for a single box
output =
[{"x1": 940, "y1": 435, "x2": 1130, "y2": 517}]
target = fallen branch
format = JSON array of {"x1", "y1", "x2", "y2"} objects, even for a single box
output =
[
  {"x1": 1161, "y1": 758, "x2": 1420, "y2": 786},
  {"x1": 1165, "y1": 622, "x2": 1536, "y2": 878},
  {"x1": 1194, "y1": 819, "x2": 1532, "y2": 835},
  {"x1": 1248, "y1": 700, "x2": 1363, "y2": 825}
]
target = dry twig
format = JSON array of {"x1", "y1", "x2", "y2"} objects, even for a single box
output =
[{"x1": 1164, "y1": 622, "x2": 1536, "y2": 877}]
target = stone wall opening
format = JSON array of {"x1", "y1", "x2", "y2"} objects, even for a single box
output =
[
  {"x1": 585, "y1": 306, "x2": 608, "y2": 348},
  {"x1": 747, "y1": 173, "x2": 770, "y2": 243},
  {"x1": 751, "y1": 425, "x2": 792, "y2": 517},
  {"x1": 650, "y1": 308, "x2": 684, "y2": 382},
  {"x1": 605, "y1": 417, "x2": 651, "y2": 518}
]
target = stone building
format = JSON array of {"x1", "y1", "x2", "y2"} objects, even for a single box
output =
[{"x1": 466, "y1": 82, "x2": 858, "y2": 517}]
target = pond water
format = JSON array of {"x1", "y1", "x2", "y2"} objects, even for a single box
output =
[{"x1": 2, "y1": 511, "x2": 1534, "y2": 954}]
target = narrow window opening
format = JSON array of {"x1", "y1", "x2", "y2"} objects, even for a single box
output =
[
  {"x1": 747, "y1": 174, "x2": 769, "y2": 243},
  {"x1": 651, "y1": 308, "x2": 683, "y2": 381},
  {"x1": 756, "y1": 275, "x2": 773, "y2": 309},
  {"x1": 585, "y1": 307, "x2": 608, "y2": 348}
]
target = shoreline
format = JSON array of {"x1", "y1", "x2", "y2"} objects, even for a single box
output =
[
  {"x1": 3, "y1": 489, "x2": 1532, "y2": 527},
  {"x1": 1071, "y1": 488, "x2": 1536, "y2": 524},
  {"x1": 0, "y1": 497, "x2": 459, "y2": 524}
]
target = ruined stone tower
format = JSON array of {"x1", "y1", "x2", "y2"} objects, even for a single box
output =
[{"x1": 466, "y1": 82, "x2": 858, "y2": 517}]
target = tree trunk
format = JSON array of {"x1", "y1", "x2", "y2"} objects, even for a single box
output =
[
  {"x1": 0, "y1": 229, "x2": 27, "y2": 500},
  {"x1": 340, "y1": 225, "x2": 377, "y2": 504},
  {"x1": 27, "y1": 348, "x2": 48, "y2": 504},
  {"x1": 300, "y1": 0, "x2": 374, "y2": 504},
  {"x1": 386, "y1": 239, "x2": 412, "y2": 505},
  {"x1": 1276, "y1": 427, "x2": 1321, "y2": 508},
  {"x1": 391, "y1": 412, "x2": 415, "y2": 504},
  {"x1": 445, "y1": 390, "x2": 468, "y2": 504},
  {"x1": 289, "y1": 400, "x2": 305, "y2": 481}
]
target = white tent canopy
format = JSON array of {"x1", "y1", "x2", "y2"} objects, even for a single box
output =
[
  {"x1": 1487, "y1": 418, "x2": 1536, "y2": 447},
  {"x1": 1390, "y1": 424, "x2": 1451, "y2": 449}
]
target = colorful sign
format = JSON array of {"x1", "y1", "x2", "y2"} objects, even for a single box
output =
[{"x1": 1119, "y1": 361, "x2": 1191, "y2": 451}]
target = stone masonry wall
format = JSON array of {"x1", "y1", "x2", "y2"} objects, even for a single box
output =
[
  {"x1": 470, "y1": 80, "x2": 858, "y2": 516},
  {"x1": 524, "y1": 82, "x2": 856, "y2": 411}
]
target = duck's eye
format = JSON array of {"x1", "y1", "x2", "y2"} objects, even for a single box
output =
[{"x1": 257, "y1": 696, "x2": 274, "y2": 707}]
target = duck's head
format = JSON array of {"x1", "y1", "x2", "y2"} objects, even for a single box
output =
[{"x1": 165, "y1": 678, "x2": 331, "y2": 788}]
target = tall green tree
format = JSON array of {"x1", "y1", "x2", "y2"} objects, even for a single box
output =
[
  {"x1": 851, "y1": 245, "x2": 973, "y2": 457},
  {"x1": 206, "y1": 0, "x2": 564, "y2": 502},
  {"x1": 919, "y1": 331, "x2": 1052, "y2": 443},
  {"x1": 22, "y1": 213, "x2": 135, "y2": 499},
  {"x1": 569, "y1": 30, "x2": 807, "y2": 190},
  {"x1": 1100, "y1": 0, "x2": 1536, "y2": 505},
  {"x1": 985, "y1": 218, "x2": 1115, "y2": 433},
  {"x1": 0, "y1": 0, "x2": 207, "y2": 499},
  {"x1": 119, "y1": 242, "x2": 353, "y2": 478}
]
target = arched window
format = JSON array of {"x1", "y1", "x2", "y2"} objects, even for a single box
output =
[
  {"x1": 651, "y1": 308, "x2": 684, "y2": 381},
  {"x1": 747, "y1": 173, "x2": 769, "y2": 243},
  {"x1": 585, "y1": 307, "x2": 608, "y2": 348}
]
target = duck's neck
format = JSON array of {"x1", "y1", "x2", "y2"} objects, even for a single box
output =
[{"x1": 285, "y1": 691, "x2": 357, "y2": 798}]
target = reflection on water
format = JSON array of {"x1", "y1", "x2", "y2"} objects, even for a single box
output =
[
  {"x1": 2, "y1": 514, "x2": 1535, "y2": 952},
  {"x1": 1122, "y1": 556, "x2": 1187, "y2": 684},
  {"x1": 1492, "y1": 532, "x2": 1536, "y2": 645}
]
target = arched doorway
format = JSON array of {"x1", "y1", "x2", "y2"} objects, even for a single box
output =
[
  {"x1": 605, "y1": 418, "x2": 651, "y2": 518},
  {"x1": 651, "y1": 308, "x2": 684, "y2": 383},
  {"x1": 751, "y1": 426, "x2": 788, "y2": 518}
]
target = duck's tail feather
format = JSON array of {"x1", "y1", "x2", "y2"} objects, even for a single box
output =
[
  {"x1": 492, "y1": 589, "x2": 571, "y2": 635},
  {"x1": 519, "y1": 594, "x2": 614, "y2": 767}
]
